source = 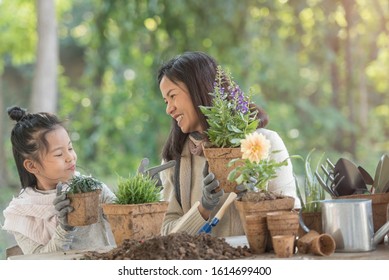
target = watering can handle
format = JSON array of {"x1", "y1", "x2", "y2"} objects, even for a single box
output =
[{"x1": 299, "y1": 209, "x2": 310, "y2": 233}]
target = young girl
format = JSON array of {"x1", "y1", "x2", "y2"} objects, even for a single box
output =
[{"x1": 2, "y1": 106, "x2": 116, "y2": 255}]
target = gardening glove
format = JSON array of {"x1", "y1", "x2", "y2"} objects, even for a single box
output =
[
  {"x1": 236, "y1": 177, "x2": 257, "y2": 198},
  {"x1": 137, "y1": 158, "x2": 176, "y2": 188},
  {"x1": 53, "y1": 182, "x2": 74, "y2": 231},
  {"x1": 201, "y1": 162, "x2": 224, "y2": 211}
]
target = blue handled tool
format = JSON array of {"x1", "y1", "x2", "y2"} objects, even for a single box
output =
[{"x1": 198, "y1": 192, "x2": 237, "y2": 234}]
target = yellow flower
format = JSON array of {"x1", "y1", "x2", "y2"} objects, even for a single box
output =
[{"x1": 240, "y1": 132, "x2": 271, "y2": 163}]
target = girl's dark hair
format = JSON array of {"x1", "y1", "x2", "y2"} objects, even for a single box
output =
[
  {"x1": 7, "y1": 106, "x2": 64, "y2": 188},
  {"x1": 157, "y1": 51, "x2": 268, "y2": 161}
]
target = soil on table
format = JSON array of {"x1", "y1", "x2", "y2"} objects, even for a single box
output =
[
  {"x1": 81, "y1": 232, "x2": 252, "y2": 260},
  {"x1": 241, "y1": 191, "x2": 286, "y2": 203}
]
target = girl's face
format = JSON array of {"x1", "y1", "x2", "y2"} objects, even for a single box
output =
[
  {"x1": 26, "y1": 126, "x2": 77, "y2": 191},
  {"x1": 160, "y1": 76, "x2": 203, "y2": 134}
]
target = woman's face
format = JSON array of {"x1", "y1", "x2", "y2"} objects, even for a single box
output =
[
  {"x1": 26, "y1": 126, "x2": 77, "y2": 190},
  {"x1": 160, "y1": 76, "x2": 203, "y2": 134}
]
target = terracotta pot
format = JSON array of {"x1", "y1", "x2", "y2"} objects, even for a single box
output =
[
  {"x1": 234, "y1": 196, "x2": 295, "y2": 252},
  {"x1": 267, "y1": 211, "x2": 299, "y2": 232},
  {"x1": 272, "y1": 235, "x2": 295, "y2": 258},
  {"x1": 297, "y1": 230, "x2": 336, "y2": 256},
  {"x1": 67, "y1": 189, "x2": 101, "y2": 227},
  {"x1": 245, "y1": 215, "x2": 268, "y2": 254},
  {"x1": 234, "y1": 196, "x2": 295, "y2": 234},
  {"x1": 203, "y1": 147, "x2": 242, "y2": 193},
  {"x1": 102, "y1": 201, "x2": 168, "y2": 245},
  {"x1": 310, "y1": 233, "x2": 336, "y2": 256},
  {"x1": 298, "y1": 211, "x2": 322, "y2": 238}
]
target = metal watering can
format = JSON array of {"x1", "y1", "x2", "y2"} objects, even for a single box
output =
[{"x1": 321, "y1": 199, "x2": 389, "y2": 252}]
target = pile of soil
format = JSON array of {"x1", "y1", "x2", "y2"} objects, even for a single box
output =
[
  {"x1": 82, "y1": 232, "x2": 252, "y2": 260},
  {"x1": 241, "y1": 191, "x2": 286, "y2": 203}
]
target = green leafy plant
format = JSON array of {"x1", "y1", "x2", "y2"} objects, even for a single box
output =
[
  {"x1": 296, "y1": 149, "x2": 326, "y2": 213},
  {"x1": 199, "y1": 65, "x2": 259, "y2": 148},
  {"x1": 227, "y1": 131, "x2": 293, "y2": 192},
  {"x1": 66, "y1": 174, "x2": 103, "y2": 194},
  {"x1": 114, "y1": 173, "x2": 161, "y2": 204}
]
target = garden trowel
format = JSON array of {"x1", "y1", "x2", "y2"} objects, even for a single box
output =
[{"x1": 198, "y1": 192, "x2": 237, "y2": 234}]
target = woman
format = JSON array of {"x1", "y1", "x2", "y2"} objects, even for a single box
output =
[{"x1": 158, "y1": 51, "x2": 301, "y2": 237}]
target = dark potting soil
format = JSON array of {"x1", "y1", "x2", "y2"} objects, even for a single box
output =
[{"x1": 81, "y1": 232, "x2": 252, "y2": 260}]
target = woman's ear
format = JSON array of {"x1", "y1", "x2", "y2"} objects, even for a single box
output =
[{"x1": 23, "y1": 159, "x2": 39, "y2": 174}]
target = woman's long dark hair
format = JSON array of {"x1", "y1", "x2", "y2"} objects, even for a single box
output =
[{"x1": 157, "y1": 51, "x2": 268, "y2": 161}]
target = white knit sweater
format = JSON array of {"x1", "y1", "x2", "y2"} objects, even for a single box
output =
[{"x1": 2, "y1": 183, "x2": 117, "y2": 255}]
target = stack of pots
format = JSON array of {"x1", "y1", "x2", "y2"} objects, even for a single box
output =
[
  {"x1": 245, "y1": 215, "x2": 268, "y2": 254},
  {"x1": 266, "y1": 211, "x2": 299, "y2": 250}
]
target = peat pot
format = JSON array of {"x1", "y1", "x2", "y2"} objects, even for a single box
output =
[
  {"x1": 102, "y1": 201, "x2": 168, "y2": 246},
  {"x1": 67, "y1": 189, "x2": 101, "y2": 227}
]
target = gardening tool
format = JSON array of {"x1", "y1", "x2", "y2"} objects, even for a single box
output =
[
  {"x1": 372, "y1": 154, "x2": 389, "y2": 194},
  {"x1": 315, "y1": 158, "x2": 345, "y2": 196},
  {"x1": 333, "y1": 158, "x2": 368, "y2": 195},
  {"x1": 321, "y1": 198, "x2": 389, "y2": 252},
  {"x1": 137, "y1": 158, "x2": 176, "y2": 187},
  {"x1": 198, "y1": 192, "x2": 237, "y2": 234},
  {"x1": 358, "y1": 166, "x2": 374, "y2": 186}
]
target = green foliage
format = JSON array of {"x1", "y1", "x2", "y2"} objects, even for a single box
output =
[
  {"x1": 228, "y1": 155, "x2": 289, "y2": 192},
  {"x1": 66, "y1": 174, "x2": 103, "y2": 194},
  {"x1": 296, "y1": 149, "x2": 326, "y2": 213},
  {"x1": 200, "y1": 66, "x2": 259, "y2": 148},
  {"x1": 114, "y1": 173, "x2": 160, "y2": 205}
]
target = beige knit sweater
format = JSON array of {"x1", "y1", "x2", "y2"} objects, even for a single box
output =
[
  {"x1": 2, "y1": 183, "x2": 116, "y2": 255},
  {"x1": 160, "y1": 128, "x2": 301, "y2": 237}
]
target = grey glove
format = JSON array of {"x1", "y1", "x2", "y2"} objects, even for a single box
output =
[
  {"x1": 53, "y1": 183, "x2": 74, "y2": 231},
  {"x1": 137, "y1": 158, "x2": 176, "y2": 187},
  {"x1": 201, "y1": 162, "x2": 224, "y2": 211},
  {"x1": 236, "y1": 177, "x2": 257, "y2": 199}
]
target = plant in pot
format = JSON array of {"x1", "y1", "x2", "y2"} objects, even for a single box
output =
[
  {"x1": 226, "y1": 131, "x2": 299, "y2": 253},
  {"x1": 295, "y1": 149, "x2": 326, "y2": 237},
  {"x1": 65, "y1": 174, "x2": 103, "y2": 227},
  {"x1": 200, "y1": 65, "x2": 299, "y2": 253},
  {"x1": 227, "y1": 132, "x2": 298, "y2": 227},
  {"x1": 199, "y1": 65, "x2": 259, "y2": 193},
  {"x1": 102, "y1": 172, "x2": 168, "y2": 246}
]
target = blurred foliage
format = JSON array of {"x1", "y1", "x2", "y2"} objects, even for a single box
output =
[
  {"x1": 1, "y1": 0, "x2": 389, "y2": 187},
  {"x1": 1, "y1": 0, "x2": 389, "y2": 258}
]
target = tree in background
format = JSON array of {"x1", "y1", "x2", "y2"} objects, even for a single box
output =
[
  {"x1": 30, "y1": 0, "x2": 58, "y2": 113},
  {"x1": 1, "y1": 0, "x2": 388, "y2": 188}
]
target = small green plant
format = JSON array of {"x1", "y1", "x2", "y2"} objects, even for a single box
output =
[
  {"x1": 66, "y1": 174, "x2": 103, "y2": 194},
  {"x1": 296, "y1": 149, "x2": 326, "y2": 213},
  {"x1": 114, "y1": 173, "x2": 161, "y2": 204}
]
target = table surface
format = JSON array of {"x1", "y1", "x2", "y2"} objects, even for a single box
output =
[{"x1": 8, "y1": 235, "x2": 389, "y2": 260}]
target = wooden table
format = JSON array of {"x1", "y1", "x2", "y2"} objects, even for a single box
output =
[{"x1": 8, "y1": 236, "x2": 389, "y2": 260}]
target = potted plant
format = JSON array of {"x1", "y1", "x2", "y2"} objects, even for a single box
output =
[
  {"x1": 199, "y1": 65, "x2": 259, "y2": 193},
  {"x1": 295, "y1": 149, "x2": 326, "y2": 237},
  {"x1": 65, "y1": 174, "x2": 103, "y2": 227},
  {"x1": 227, "y1": 132, "x2": 298, "y2": 229},
  {"x1": 102, "y1": 172, "x2": 168, "y2": 246}
]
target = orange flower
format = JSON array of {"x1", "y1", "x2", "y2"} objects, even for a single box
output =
[{"x1": 240, "y1": 132, "x2": 271, "y2": 163}]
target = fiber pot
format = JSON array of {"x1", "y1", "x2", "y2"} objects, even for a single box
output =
[
  {"x1": 67, "y1": 189, "x2": 101, "y2": 227},
  {"x1": 102, "y1": 201, "x2": 168, "y2": 246},
  {"x1": 202, "y1": 147, "x2": 242, "y2": 193}
]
